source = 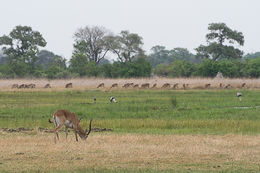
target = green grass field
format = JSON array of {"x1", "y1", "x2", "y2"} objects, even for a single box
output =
[
  {"x1": 0, "y1": 89, "x2": 260, "y2": 173},
  {"x1": 0, "y1": 89, "x2": 259, "y2": 134}
]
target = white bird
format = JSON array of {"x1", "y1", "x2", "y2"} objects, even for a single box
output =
[
  {"x1": 110, "y1": 97, "x2": 117, "y2": 103},
  {"x1": 237, "y1": 92, "x2": 242, "y2": 101}
]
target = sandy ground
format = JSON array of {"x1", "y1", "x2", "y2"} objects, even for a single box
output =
[
  {"x1": 0, "y1": 132, "x2": 259, "y2": 172},
  {"x1": 0, "y1": 77, "x2": 260, "y2": 90}
]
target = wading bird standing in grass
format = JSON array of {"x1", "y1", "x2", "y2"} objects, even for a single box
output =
[
  {"x1": 110, "y1": 97, "x2": 117, "y2": 103},
  {"x1": 49, "y1": 110, "x2": 92, "y2": 143},
  {"x1": 237, "y1": 92, "x2": 242, "y2": 101}
]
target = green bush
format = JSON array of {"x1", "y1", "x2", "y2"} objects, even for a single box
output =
[
  {"x1": 101, "y1": 58, "x2": 151, "y2": 78},
  {"x1": 155, "y1": 60, "x2": 196, "y2": 77},
  {"x1": 196, "y1": 59, "x2": 219, "y2": 77},
  {"x1": 244, "y1": 57, "x2": 260, "y2": 77}
]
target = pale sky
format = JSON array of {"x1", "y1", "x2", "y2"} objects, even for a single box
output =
[{"x1": 0, "y1": 0, "x2": 259, "y2": 60}]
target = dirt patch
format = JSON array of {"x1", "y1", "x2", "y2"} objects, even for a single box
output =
[
  {"x1": 0, "y1": 127, "x2": 113, "y2": 133},
  {"x1": 0, "y1": 127, "x2": 33, "y2": 133}
]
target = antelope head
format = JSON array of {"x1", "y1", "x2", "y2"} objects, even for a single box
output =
[{"x1": 79, "y1": 119, "x2": 92, "y2": 140}]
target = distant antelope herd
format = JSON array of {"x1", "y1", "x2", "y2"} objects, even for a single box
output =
[
  {"x1": 11, "y1": 83, "x2": 73, "y2": 89},
  {"x1": 97, "y1": 82, "x2": 249, "y2": 90},
  {"x1": 10, "y1": 82, "x2": 249, "y2": 90},
  {"x1": 12, "y1": 83, "x2": 36, "y2": 89}
]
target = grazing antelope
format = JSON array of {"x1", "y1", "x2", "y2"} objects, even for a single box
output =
[
  {"x1": 28, "y1": 84, "x2": 36, "y2": 88},
  {"x1": 241, "y1": 83, "x2": 246, "y2": 88},
  {"x1": 219, "y1": 83, "x2": 223, "y2": 88},
  {"x1": 12, "y1": 84, "x2": 19, "y2": 89},
  {"x1": 49, "y1": 110, "x2": 92, "y2": 143},
  {"x1": 110, "y1": 83, "x2": 118, "y2": 89},
  {"x1": 24, "y1": 84, "x2": 30, "y2": 88},
  {"x1": 97, "y1": 83, "x2": 105, "y2": 88},
  {"x1": 129, "y1": 83, "x2": 134, "y2": 87},
  {"x1": 18, "y1": 84, "x2": 26, "y2": 89},
  {"x1": 151, "y1": 83, "x2": 157, "y2": 88},
  {"x1": 173, "y1": 83, "x2": 179, "y2": 89},
  {"x1": 161, "y1": 83, "x2": 171, "y2": 89},
  {"x1": 122, "y1": 83, "x2": 130, "y2": 88},
  {"x1": 133, "y1": 84, "x2": 139, "y2": 88},
  {"x1": 122, "y1": 83, "x2": 134, "y2": 88},
  {"x1": 141, "y1": 83, "x2": 149, "y2": 89},
  {"x1": 205, "y1": 83, "x2": 211, "y2": 89},
  {"x1": 183, "y1": 84, "x2": 189, "y2": 89},
  {"x1": 65, "y1": 83, "x2": 73, "y2": 88},
  {"x1": 44, "y1": 84, "x2": 51, "y2": 88}
]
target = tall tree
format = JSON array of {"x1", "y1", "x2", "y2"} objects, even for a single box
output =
[
  {"x1": 73, "y1": 26, "x2": 110, "y2": 64},
  {"x1": 169, "y1": 48, "x2": 198, "y2": 62},
  {"x1": 195, "y1": 23, "x2": 244, "y2": 61},
  {"x1": 147, "y1": 45, "x2": 171, "y2": 67},
  {"x1": 0, "y1": 25, "x2": 46, "y2": 74},
  {"x1": 107, "y1": 30, "x2": 144, "y2": 62}
]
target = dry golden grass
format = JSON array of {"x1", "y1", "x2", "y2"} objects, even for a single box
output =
[{"x1": 0, "y1": 132, "x2": 260, "y2": 172}]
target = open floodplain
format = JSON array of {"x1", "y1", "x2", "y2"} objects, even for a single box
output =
[{"x1": 0, "y1": 78, "x2": 260, "y2": 172}]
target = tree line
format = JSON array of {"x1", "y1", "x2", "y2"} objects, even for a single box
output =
[{"x1": 0, "y1": 23, "x2": 259, "y2": 79}]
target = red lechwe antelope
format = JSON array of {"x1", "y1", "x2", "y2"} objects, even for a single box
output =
[{"x1": 49, "y1": 110, "x2": 92, "y2": 143}]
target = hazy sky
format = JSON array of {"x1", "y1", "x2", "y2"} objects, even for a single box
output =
[{"x1": 0, "y1": 0, "x2": 259, "y2": 60}]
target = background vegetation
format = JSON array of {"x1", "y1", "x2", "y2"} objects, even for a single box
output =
[{"x1": 0, "y1": 23, "x2": 260, "y2": 79}]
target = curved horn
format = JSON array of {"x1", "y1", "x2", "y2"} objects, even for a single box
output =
[{"x1": 85, "y1": 119, "x2": 92, "y2": 137}]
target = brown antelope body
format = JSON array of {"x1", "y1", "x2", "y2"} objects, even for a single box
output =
[
  {"x1": 133, "y1": 84, "x2": 139, "y2": 88},
  {"x1": 161, "y1": 83, "x2": 171, "y2": 89},
  {"x1": 97, "y1": 83, "x2": 105, "y2": 88},
  {"x1": 122, "y1": 83, "x2": 134, "y2": 88},
  {"x1": 151, "y1": 83, "x2": 157, "y2": 88},
  {"x1": 65, "y1": 83, "x2": 73, "y2": 88},
  {"x1": 173, "y1": 83, "x2": 178, "y2": 89},
  {"x1": 110, "y1": 83, "x2": 118, "y2": 89},
  {"x1": 122, "y1": 83, "x2": 130, "y2": 88},
  {"x1": 205, "y1": 83, "x2": 211, "y2": 89},
  {"x1": 28, "y1": 83, "x2": 36, "y2": 88},
  {"x1": 183, "y1": 84, "x2": 189, "y2": 89},
  {"x1": 141, "y1": 83, "x2": 149, "y2": 89},
  {"x1": 44, "y1": 84, "x2": 51, "y2": 88},
  {"x1": 49, "y1": 110, "x2": 92, "y2": 143}
]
